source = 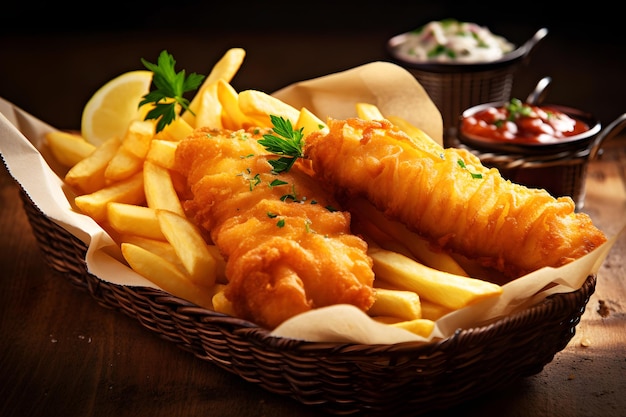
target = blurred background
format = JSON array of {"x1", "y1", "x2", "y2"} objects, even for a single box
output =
[{"x1": 1, "y1": 0, "x2": 624, "y2": 134}]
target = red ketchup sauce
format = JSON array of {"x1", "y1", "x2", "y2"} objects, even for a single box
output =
[{"x1": 460, "y1": 99, "x2": 590, "y2": 144}]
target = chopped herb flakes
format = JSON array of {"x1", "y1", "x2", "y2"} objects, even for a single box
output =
[{"x1": 457, "y1": 159, "x2": 483, "y2": 179}]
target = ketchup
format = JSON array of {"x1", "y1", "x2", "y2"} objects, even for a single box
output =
[{"x1": 460, "y1": 98, "x2": 590, "y2": 144}]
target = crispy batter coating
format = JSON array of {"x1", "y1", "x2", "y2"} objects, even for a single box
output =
[
  {"x1": 175, "y1": 127, "x2": 375, "y2": 329},
  {"x1": 304, "y1": 118, "x2": 607, "y2": 278}
]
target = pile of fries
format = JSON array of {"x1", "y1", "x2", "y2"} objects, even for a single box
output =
[{"x1": 45, "y1": 48, "x2": 503, "y2": 337}]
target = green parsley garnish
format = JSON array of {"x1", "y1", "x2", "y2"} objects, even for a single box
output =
[
  {"x1": 428, "y1": 44, "x2": 456, "y2": 59},
  {"x1": 457, "y1": 159, "x2": 483, "y2": 179},
  {"x1": 269, "y1": 179, "x2": 288, "y2": 188},
  {"x1": 139, "y1": 50, "x2": 205, "y2": 133},
  {"x1": 258, "y1": 115, "x2": 305, "y2": 174},
  {"x1": 505, "y1": 98, "x2": 533, "y2": 121}
]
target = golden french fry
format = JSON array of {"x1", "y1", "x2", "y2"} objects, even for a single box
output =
[
  {"x1": 183, "y1": 47, "x2": 246, "y2": 125},
  {"x1": 45, "y1": 130, "x2": 96, "y2": 168},
  {"x1": 190, "y1": 83, "x2": 223, "y2": 129},
  {"x1": 155, "y1": 117, "x2": 194, "y2": 141},
  {"x1": 368, "y1": 288, "x2": 422, "y2": 321},
  {"x1": 118, "y1": 234, "x2": 185, "y2": 271},
  {"x1": 237, "y1": 89, "x2": 300, "y2": 128},
  {"x1": 204, "y1": 48, "x2": 246, "y2": 84},
  {"x1": 295, "y1": 107, "x2": 328, "y2": 137},
  {"x1": 386, "y1": 115, "x2": 442, "y2": 148},
  {"x1": 156, "y1": 209, "x2": 217, "y2": 288},
  {"x1": 74, "y1": 171, "x2": 145, "y2": 223},
  {"x1": 65, "y1": 136, "x2": 121, "y2": 194},
  {"x1": 211, "y1": 284, "x2": 237, "y2": 316},
  {"x1": 420, "y1": 299, "x2": 453, "y2": 321},
  {"x1": 146, "y1": 139, "x2": 178, "y2": 169},
  {"x1": 356, "y1": 102, "x2": 385, "y2": 121},
  {"x1": 369, "y1": 247, "x2": 502, "y2": 311},
  {"x1": 120, "y1": 119, "x2": 155, "y2": 158},
  {"x1": 143, "y1": 160, "x2": 184, "y2": 216},
  {"x1": 107, "y1": 202, "x2": 166, "y2": 240},
  {"x1": 104, "y1": 145, "x2": 144, "y2": 183},
  {"x1": 217, "y1": 79, "x2": 256, "y2": 130},
  {"x1": 389, "y1": 318, "x2": 435, "y2": 338},
  {"x1": 350, "y1": 198, "x2": 468, "y2": 276},
  {"x1": 350, "y1": 210, "x2": 416, "y2": 260},
  {"x1": 121, "y1": 242, "x2": 213, "y2": 309}
]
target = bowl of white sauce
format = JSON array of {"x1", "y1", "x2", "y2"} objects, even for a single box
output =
[{"x1": 387, "y1": 19, "x2": 548, "y2": 146}]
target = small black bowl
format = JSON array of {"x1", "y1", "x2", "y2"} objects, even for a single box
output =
[
  {"x1": 458, "y1": 101, "x2": 601, "y2": 155},
  {"x1": 456, "y1": 100, "x2": 626, "y2": 210},
  {"x1": 387, "y1": 27, "x2": 548, "y2": 146}
]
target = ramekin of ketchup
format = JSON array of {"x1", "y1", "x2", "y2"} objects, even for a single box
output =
[
  {"x1": 460, "y1": 98, "x2": 592, "y2": 145},
  {"x1": 457, "y1": 95, "x2": 625, "y2": 210}
]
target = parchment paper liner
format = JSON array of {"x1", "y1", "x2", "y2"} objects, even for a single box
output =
[{"x1": 1, "y1": 62, "x2": 620, "y2": 345}]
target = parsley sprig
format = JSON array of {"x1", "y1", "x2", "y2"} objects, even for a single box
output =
[
  {"x1": 258, "y1": 115, "x2": 305, "y2": 173},
  {"x1": 139, "y1": 50, "x2": 205, "y2": 133}
]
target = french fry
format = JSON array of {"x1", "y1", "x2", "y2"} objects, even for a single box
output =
[
  {"x1": 155, "y1": 117, "x2": 194, "y2": 141},
  {"x1": 369, "y1": 247, "x2": 502, "y2": 311},
  {"x1": 107, "y1": 202, "x2": 166, "y2": 240},
  {"x1": 65, "y1": 136, "x2": 121, "y2": 194},
  {"x1": 350, "y1": 198, "x2": 468, "y2": 276},
  {"x1": 217, "y1": 79, "x2": 256, "y2": 130},
  {"x1": 156, "y1": 209, "x2": 217, "y2": 288},
  {"x1": 211, "y1": 284, "x2": 237, "y2": 316},
  {"x1": 143, "y1": 160, "x2": 184, "y2": 216},
  {"x1": 350, "y1": 210, "x2": 416, "y2": 259},
  {"x1": 372, "y1": 316, "x2": 436, "y2": 337},
  {"x1": 45, "y1": 130, "x2": 96, "y2": 168},
  {"x1": 146, "y1": 139, "x2": 178, "y2": 170},
  {"x1": 356, "y1": 102, "x2": 385, "y2": 121},
  {"x1": 368, "y1": 288, "x2": 422, "y2": 321},
  {"x1": 204, "y1": 47, "x2": 246, "y2": 85},
  {"x1": 73, "y1": 171, "x2": 145, "y2": 223},
  {"x1": 104, "y1": 145, "x2": 144, "y2": 183},
  {"x1": 183, "y1": 47, "x2": 246, "y2": 126},
  {"x1": 192, "y1": 85, "x2": 223, "y2": 129},
  {"x1": 420, "y1": 299, "x2": 453, "y2": 321},
  {"x1": 386, "y1": 115, "x2": 442, "y2": 149},
  {"x1": 120, "y1": 119, "x2": 155, "y2": 158},
  {"x1": 121, "y1": 242, "x2": 213, "y2": 309},
  {"x1": 295, "y1": 107, "x2": 328, "y2": 136},
  {"x1": 237, "y1": 89, "x2": 300, "y2": 128},
  {"x1": 389, "y1": 318, "x2": 435, "y2": 338},
  {"x1": 119, "y1": 234, "x2": 185, "y2": 271}
]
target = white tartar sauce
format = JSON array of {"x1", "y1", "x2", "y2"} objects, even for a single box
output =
[{"x1": 395, "y1": 19, "x2": 515, "y2": 63}]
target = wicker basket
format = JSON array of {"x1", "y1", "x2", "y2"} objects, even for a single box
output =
[{"x1": 17, "y1": 182, "x2": 595, "y2": 416}]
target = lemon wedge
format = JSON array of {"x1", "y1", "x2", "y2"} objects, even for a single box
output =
[{"x1": 81, "y1": 70, "x2": 153, "y2": 146}]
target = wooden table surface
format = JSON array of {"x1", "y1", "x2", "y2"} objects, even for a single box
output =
[{"x1": 2, "y1": 10, "x2": 626, "y2": 416}]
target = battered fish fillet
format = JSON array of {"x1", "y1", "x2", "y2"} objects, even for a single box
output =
[
  {"x1": 175, "y1": 127, "x2": 375, "y2": 329},
  {"x1": 303, "y1": 118, "x2": 607, "y2": 278}
]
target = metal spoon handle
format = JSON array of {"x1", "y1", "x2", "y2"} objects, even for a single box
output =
[
  {"x1": 522, "y1": 28, "x2": 549, "y2": 58},
  {"x1": 526, "y1": 76, "x2": 552, "y2": 105}
]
